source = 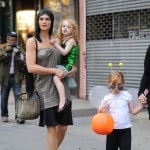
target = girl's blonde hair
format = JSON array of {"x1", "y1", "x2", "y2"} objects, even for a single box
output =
[
  {"x1": 108, "y1": 71, "x2": 124, "y2": 85},
  {"x1": 56, "y1": 18, "x2": 79, "y2": 45}
]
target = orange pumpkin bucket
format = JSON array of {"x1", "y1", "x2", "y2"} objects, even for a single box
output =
[{"x1": 91, "y1": 113, "x2": 114, "y2": 135}]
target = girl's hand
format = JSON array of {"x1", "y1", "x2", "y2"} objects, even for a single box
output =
[
  {"x1": 139, "y1": 93, "x2": 147, "y2": 105},
  {"x1": 50, "y1": 37, "x2": 56, "y2": 45},
  {"x1": 97, "y1": 102, "x2": 108, "y2": 113},
  {"x1": 97, "y1": 107, "x2": 108, "y2": 113},
  {"x1": 50, "y1": 37, "x2": 60, "y2": 46}
]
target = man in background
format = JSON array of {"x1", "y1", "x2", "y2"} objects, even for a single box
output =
[
  {"x1": 0, "y1": 31, "x2": 25, "y2": 124},
  {"x1": 0, "y1": 36, "x2": 1, "y2": 44}
]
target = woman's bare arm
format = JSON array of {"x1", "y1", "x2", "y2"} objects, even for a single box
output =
[{"x1": 26, "y1": 38, "x2": 64, "y2": 78}]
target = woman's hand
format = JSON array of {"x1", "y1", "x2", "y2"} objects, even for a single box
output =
[
  {"x1": 67, "y1": 66, "x2": 77, "y2": 77},
  {"x1": 55, "y1": 68, "x2": 65, "y2": 79}
]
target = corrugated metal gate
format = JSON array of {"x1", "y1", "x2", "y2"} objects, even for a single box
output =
[
  {"x1": 86, "y1": 39, "x2": 150, "y2": 94},
  {"x1": 86, "y1": 0, "x2": 150, "y2": 15},
  {"x1": 86, "y1": 0, "x2": 150, "y2": 96}
]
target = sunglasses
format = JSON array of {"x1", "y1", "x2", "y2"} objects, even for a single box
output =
[{"x1": 109, "y1": 84, "x2": 123, "y2": 90}]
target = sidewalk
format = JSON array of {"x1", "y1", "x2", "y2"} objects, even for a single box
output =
[
  {"x1": 5, "y1": 91, "x2": 97, "y2": 121},
  {"x1": 0, "y1": 91, "x2": 96, "y2": 125},
  {"x1": 0, "y1": 92, "x2": 98, "y2": 150}
]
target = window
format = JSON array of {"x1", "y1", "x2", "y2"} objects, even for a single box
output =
[{"x1": 86, "y1": 9, "x2": 150, "y2": 40}]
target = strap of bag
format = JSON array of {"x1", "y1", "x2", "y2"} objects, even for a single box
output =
[
  {"x1": 32, "y1": 37, "x2": 38, "y2": 90},
  {"x1": 34, "y1": 37, "x2": 38, "y2": 58},
  {"x1": 18, "y1": 38, "x2": 38, "y2": 97}
]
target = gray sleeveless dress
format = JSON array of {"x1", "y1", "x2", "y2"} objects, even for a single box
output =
[{"x1": 35, "y1": 47, "x2": 71, "y2": 110}]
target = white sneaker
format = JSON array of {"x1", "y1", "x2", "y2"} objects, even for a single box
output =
[{"x1": 1, "y1": 116, "x2": 8, "y2": 122}]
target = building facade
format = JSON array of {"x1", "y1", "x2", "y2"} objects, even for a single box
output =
[
  {"x1": 0, "y1": 0, "x2": 79, "y2": 44},
  {"x1": 82, "y1": 0, "x2": 150, "y2": 98},
  {"x1": 0, "y1": 0, "x2": 13, "y2": 43},
  {"x1": 1, "y1": 0, "x2": 150, "y2": 99}
]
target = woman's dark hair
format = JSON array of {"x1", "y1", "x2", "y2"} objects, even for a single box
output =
[{"x1": 35, "y1": 9, "x2": 54, "y2": 42}]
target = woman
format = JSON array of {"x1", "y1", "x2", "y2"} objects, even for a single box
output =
[
  {"x1": 26, "y1": 9, "x2": 75, "y2": 150},
  {"x1": 138, "y1": 45, "x2": 150, "y2": 120}
]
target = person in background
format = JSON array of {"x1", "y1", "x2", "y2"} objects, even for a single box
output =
[
  {"x1": 50, "y1": 18, "x2": 79, "y2": 112},
  {"x1": 0, "y1": 36, "x2": 1, "y2": 44},
  {"x1": 98, "y1": 71, "x2": 147, "y2": 150},
  {"x1": 138, "y1": 45, "x2": 150, "y2": 120},
  {"x1": 24, "y1": 33, "x2": 35, "y2": 94},
  {"x1": 0, "y1": 31, "x2": 25, "y2": 124},
  {"x1": 26, "y1": 9, "x2": 76, "y2": 150}
]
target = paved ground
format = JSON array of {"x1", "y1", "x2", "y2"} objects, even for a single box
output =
[{"x1": 0, "y1": 91, "x2": 150, "y2": 150}]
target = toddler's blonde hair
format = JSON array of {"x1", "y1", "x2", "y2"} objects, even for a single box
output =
[
  {"x1": 56, "y1": 18, "x2": 79, "y2": 45},
  {"x1": 108, "y1": 71, "x2": 124, "y2": 85}
]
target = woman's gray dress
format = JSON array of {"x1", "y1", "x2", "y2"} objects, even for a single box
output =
[{"x1": 35, "y1": 47, "x2": 71, "y2": 110}]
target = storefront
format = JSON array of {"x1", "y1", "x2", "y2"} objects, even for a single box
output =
[
  {"x1": 0, "y1": 0, "x2": 81, "y2": 96},
  {"x1": 0, "y1": 0, "x2": 79, "y2": 43},
  {"x1": 0, "y1": 0, "x2": 13, "y2": 43},
  {"x1": 85, "y1": 0, "x2": 150, "y2": 97},
  {"x1": 3, "y1": 0, "x2": 150, "y2": 99}
]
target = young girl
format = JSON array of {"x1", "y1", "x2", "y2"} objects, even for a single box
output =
[
  {"x1": 51, "y1": 18, "x2": 79, "y2": 112},
  {"x1": 98, "y1": 71, "x2": 147, "y2": 150}
]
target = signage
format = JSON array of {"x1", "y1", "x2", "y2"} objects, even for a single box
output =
[{"x1": 128, "y1": 29, "x2": 150, "y2": 39}]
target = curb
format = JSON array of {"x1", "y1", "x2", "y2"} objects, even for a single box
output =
[{"x1": 72, "y1": 108, "x2": 97, "y2": 118}]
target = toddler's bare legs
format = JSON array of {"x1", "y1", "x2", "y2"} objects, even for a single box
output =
[{"x1": 53, "y1": 75, "x2": 66, "y2": 110}]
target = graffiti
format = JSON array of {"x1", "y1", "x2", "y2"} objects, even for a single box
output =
[{"x1": 128, "y1": 29, "x2": 150, "y2": 39}]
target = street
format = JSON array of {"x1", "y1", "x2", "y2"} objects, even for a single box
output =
[{"x1": 0, "y1": 99, "x2": 150, "y2": 150}]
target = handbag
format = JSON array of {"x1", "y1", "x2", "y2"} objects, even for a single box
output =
[
  {"x1": 16, "y1": 91, "x2": 40, "y2": 120},
  {"x1": 16, "y1": 37, "x2": 40, "y2": 120}
]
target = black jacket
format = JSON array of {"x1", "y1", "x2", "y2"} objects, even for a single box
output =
[{"x1": 138, "y1": 45, "x2": 150, "y2": 96}]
